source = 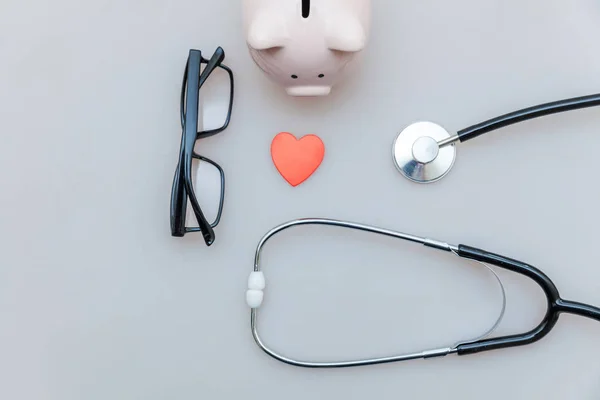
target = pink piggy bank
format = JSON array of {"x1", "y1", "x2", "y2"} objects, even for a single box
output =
[{"x1": 243, "y1": 0, "x2": 372, "y2": 96}]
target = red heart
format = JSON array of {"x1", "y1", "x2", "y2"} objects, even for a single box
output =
[{"x1": 271, "y1": 132, "x2": 325, "y2": 187}]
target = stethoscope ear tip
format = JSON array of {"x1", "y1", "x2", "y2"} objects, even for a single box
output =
[{"x1": 392, "y1": 121, "x2": 456, "y2": 184}]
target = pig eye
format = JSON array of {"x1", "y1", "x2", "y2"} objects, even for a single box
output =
[
  {"x1": 291, "y1": 75, "x2": 298, "y2": 79},
  {"x1": 318, "y1": 74, "x2": 325, "y2": 78}
]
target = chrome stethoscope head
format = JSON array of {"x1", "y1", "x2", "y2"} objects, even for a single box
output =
[
  {"x1": 392, "y1": 121, "x2": 459, "y2": 184},
  {"x1": 392, "y1": 93, "x2": 600, "y2": 184}
]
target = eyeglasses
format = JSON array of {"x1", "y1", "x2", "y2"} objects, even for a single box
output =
[{"x1": 170, "y1": 47, "x2": 234, "y2": 246}]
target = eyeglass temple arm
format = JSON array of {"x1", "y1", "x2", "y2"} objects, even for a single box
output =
[
  {"x1": 170, "y1": 154, "x2": 189, "y2": 237},
  {"x1": 454, "y1": 245, "x2": 600, "y2": 356},
  {"x1": 457, "y1": 93, "x2": 600, "y2": 143},
  {"x1": 198, "y1": 47, "x2": 225, "y2": 88},
  {"x1": 181, "y1": 49, "x2": 216, "y2": 245}
]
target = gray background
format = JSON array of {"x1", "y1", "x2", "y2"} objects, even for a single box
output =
[{"x1": 2, "y1": 0, "x2": 600, "y2": 399}]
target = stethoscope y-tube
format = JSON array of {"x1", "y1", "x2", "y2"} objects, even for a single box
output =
[
  {"x1": 393, "y1": 93, "x2": 600, "y2": 183},
  {"x1": 456, "y1": 245, "x2": 600, "y2": 356},
  {"x1": 245, "y1": 218, "x2": 600, "y2": 368}
]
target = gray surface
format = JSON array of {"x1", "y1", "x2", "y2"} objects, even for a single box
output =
[{"x1": 2, "y1": 0, "x2": 600, "y2": 399}]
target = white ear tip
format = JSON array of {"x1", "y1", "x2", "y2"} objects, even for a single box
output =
[
  {"x1": 246, "y1": 290, "x2": 264, "y2": 308},
  {"x1": 247, "y1": 272, "x2": 266, "y2": 308},
  {"x1": 248, "y1": 272, "x2": 266, "y2": 290}
]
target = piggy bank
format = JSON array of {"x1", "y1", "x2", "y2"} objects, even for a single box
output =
[{"x1": 243, "y1": 0, "x2": 371, "y2": 96}]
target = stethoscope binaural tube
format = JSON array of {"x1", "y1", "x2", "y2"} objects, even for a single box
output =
[
  {"x1": 246, "y1": 218, "x2": 600, "y2": 368},
  {"x1": 393, "y1": 93, "x2": 600, "y2": 183}
]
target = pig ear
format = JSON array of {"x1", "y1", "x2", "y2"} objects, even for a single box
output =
[
  {"x1": 247, "y1": 12, "x2": 289, "y2": 50},
  {"x1": 325, "y1": 14, "x2": 366, "y2": 53}
]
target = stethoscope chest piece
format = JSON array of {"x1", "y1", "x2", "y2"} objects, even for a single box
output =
[
  {"x1": 392, "y1": 121, "x2": 456, "y2": 184},
  {"x1": 391, "y1": 93, "x2": 600, "y2": 184}
]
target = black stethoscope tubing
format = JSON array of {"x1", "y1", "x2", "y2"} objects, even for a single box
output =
[{"x1": 457, "y1": 93, "x2": 600, "y2": 143}]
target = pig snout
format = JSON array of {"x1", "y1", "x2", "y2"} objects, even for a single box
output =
[
  {"x1": 286, "y1": 86, "x2": 331, "y2": 96},
  {"x1": 284, "y1": 72, "x2": 334, "y2": 96}
]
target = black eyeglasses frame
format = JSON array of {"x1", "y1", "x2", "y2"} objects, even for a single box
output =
[{"x1": 170, "y1": 47, "x2": 234, "y2": 246}]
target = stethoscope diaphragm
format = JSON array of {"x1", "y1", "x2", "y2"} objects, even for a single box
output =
[{"x1": 392, "y1": 121, "x2": 457, "y2": 184}]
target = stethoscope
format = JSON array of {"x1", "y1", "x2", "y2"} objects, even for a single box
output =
[
  {"x1": 392, "y1": 93, "x2": 600, "y2": 183},
  {"x1": 246, "y1": 218, "x2": 600, "y2": 368}
]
